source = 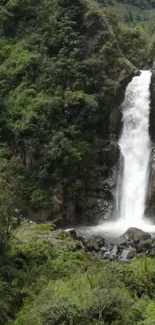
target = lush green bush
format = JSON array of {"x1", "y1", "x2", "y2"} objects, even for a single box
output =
[{"x1": 1, "y1": 220, "x2": 155, "y2": 325}]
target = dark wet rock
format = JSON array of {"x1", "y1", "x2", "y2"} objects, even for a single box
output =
[
  {"x1": 83, "y1": 235, "x2": 105, "y2": 252},
  {"x1": 134, "y1": 239, "x2": 140, "y2": 244},
  {"x1": 117, "y1": 235, "x2": 128, "y2": 246},
  {"x1": 100, "y1": 244, "x2": 120, "y2": 261},
  {"x1": 53, "y1": 217, "x2": 63, "y2": 229},
  {"x1": 135, "y1": 70, "x2": 141, "y2": 76},
  {"x1": 94, "y1": 235, "x2": 105, "y2": 247},
  {"x1": 148, "y1": 248, "x2": 155, "y2": 257},
  {"x1": 138, "y1": 239, "x2": 152, "y2": 250},
  {"x1": 84, "y1": 239, "x2": 100, "y2": 252},
  {"x1": 97, "y1": 142, "x2": 120, "y2": 168},
  {"x1": 65, "y1": 228, "x2": 78, "y2": 239},
  {"x1": 120, "y1": 247, "x2": 137, "y2": 260},
  {"x1": 78, "y1": 228, "x2": 154, "y2": 261},
  {"x1": 72, "y1": 241, "x2": 85, "y2": 251},
  {"x1": 102, "y1": 251, "x2": 111, "y2": 260},
  {"x1": 151, "y1": 240, "x2": 155, "y2": 248},
  {"x1": 111, "y1": 244, "x2": 119, "y2": 253},
  {"x1": 109, "y1": 245, "x2": 119, "y2": 260},
  {"x1": 148, "y1": 168, "x2": 155, "y2": 217},
  {"x1": 96, "y1": 199, "x2": 114, "y2": 222},
  {"x1": 100, "y1": 246, "x2": 107, "y2": 254},
  {"x1": 123, "y1": 227, "x2": 151, "y2": 242}
]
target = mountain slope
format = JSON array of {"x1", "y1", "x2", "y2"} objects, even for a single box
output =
[{"x1": 0, "y1": 0, "x2": 136, "y2": 225}]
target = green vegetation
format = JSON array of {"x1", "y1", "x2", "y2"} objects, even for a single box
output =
[
  {"x1": 0, "y1": 0, "x2": 137, "y2": 223},
  {"x1": 0, "y1": 0, "x2": 154, "y2": 226},
  {"x1": 0, "y1": 0, "x2": 154, "y2": 225},
  {"x1": 0, "y1": 222, "x2": 155, "y2": 325}
]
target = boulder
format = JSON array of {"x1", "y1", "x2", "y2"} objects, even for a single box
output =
[
  {"x1": 109, "y1": 245, "x2": 119, "y2": 260},
  {"x1": 83, "y1": 235, "x2": 105, "y2": 252},
  {"x1": 65, "y1": 228, "x2": 78, "y2": 239},
  {"x1": 100, "y1": 245, "x2": 119, "y2": 260},
  {"x1": 102, "y1": 251, "x2": 111, "y2": 259},
  {"x1": 148, "y1": 248, "x2": 155, "y2": 257},
  {"x1": 123, "y1": 227, "x2": 151, "y2": 242},
  {"x1": 120, "y1": 247, "x2": 137, "y2": 260},
  {"x1": 117, "y1": 235, "x2": 128, "y2": 246},
  {"x1": 100, "y1": 246, "x2": 107, "y2": 254},
  {"x1": 138, "y1": 239, "x2": 152, "y2": 251}
]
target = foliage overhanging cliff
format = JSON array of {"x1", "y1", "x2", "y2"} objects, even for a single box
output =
[
  {"x1": 2, "y1": 1, "x2": 155, "y2": 325},
  {"x1": 0, "y1": 0, "x2": 151, "y2": 225}
]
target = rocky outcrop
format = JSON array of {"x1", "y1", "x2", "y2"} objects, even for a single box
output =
[
  {"x1": 122, "y1": 227, "x2": 151, "y2": 242},
  {"x1": 83, "y1": 11, "x2": 109, "y2": 53},
  {"x1": 120, "y1": 247, "x2": 137, "y2": 261},
  {"x1": 75, "y1": 227, "x2": 155, "y2": 262}
]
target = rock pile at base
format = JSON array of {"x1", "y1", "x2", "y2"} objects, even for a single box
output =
[{"x1": 68, "y1": 227, "x2": 155, "y2": 262}]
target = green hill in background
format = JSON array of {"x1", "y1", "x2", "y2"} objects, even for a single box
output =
[{"x1": 97, "y1": 0, "x2": 155, "y2": 26}]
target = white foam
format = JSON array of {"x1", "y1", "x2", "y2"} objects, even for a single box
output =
[
  {"x1": 80, "y1": 71, "x2": 154, "y2": 238},
  {"x1": 116, "y1": 70, "x2": 152, "y2": 223},
  {"x1": 88, "y1": 219, "x2": 155, "y2": 237}
]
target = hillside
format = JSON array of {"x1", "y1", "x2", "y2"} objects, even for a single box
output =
[
  {"x1": 0, "y1": 0, "x2": 154, "y2": 227},
  {"x1": 0, "y1": 0, "x2": 140, "y2": 228}
]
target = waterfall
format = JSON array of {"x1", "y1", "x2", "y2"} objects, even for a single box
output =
[
  {"x1": 78, "y1": 70, "x2": 154, "y2": 237},
  {"x1": 117, "y1": 70, "x2": 152, "y2": 226}
]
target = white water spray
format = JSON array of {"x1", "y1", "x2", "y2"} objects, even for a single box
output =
[
  {"x1": 80, "y1": 70, "x2": 155, "y2": 236},
  {"x1": 77, "y1": 70, "x2": 155, "y2": 237},
  {"x1": 117, "y1": 70, "x2": 152, "y2": 225}
]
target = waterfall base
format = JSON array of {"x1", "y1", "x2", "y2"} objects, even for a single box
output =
[
  {"x1": 77, "y1": 219, "x2": 155, "y2": 238},
  {"x1": 93, "y1": 219, "x2": 155, "y2": 236}
]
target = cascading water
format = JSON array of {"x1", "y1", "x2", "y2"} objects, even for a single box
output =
[
  {"x1": 116, "y1": 70, "x2": 152, "y2": 227},
  {"x1": 77, "y1": 70, "x2": 155, "y2": 237},
  {"x1": 86, "y1": 70, "x2": 154, "y2": 236}
]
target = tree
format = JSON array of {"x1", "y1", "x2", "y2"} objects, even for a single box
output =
[{"x1": 0, "y1": 146, "x2": 23, "y2": 253}]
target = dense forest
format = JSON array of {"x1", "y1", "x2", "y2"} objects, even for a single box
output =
[
  {"x1": 0, "y1": 0, "x2": 150, "y2": 227},
  {"x1": 1, "y1": 0, "x2": 155, "y2": 324}
]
